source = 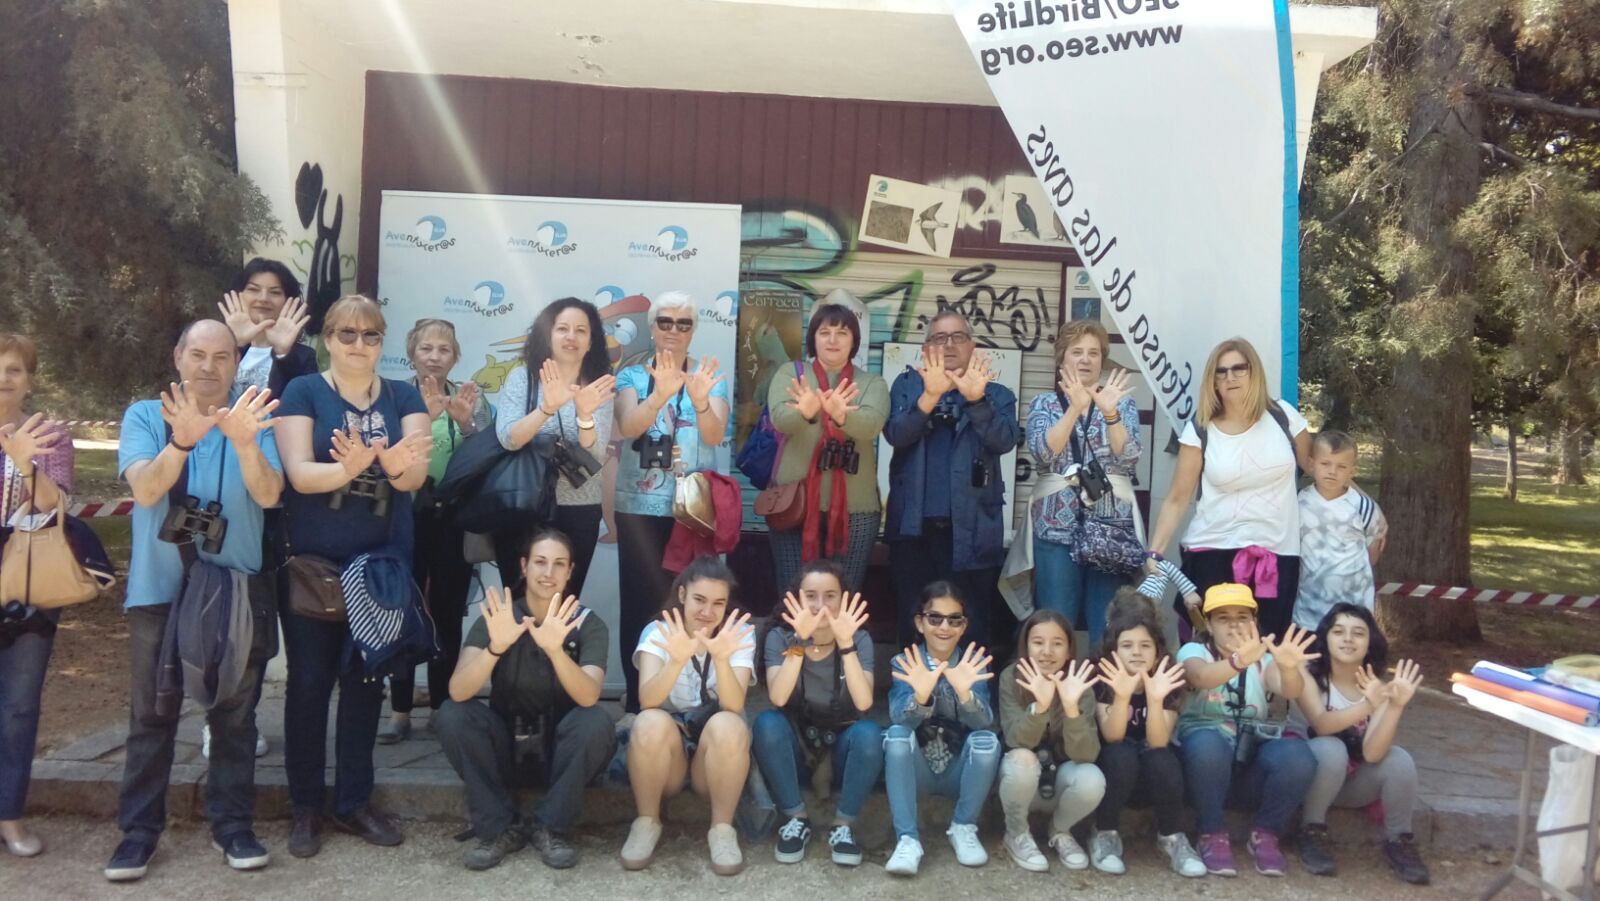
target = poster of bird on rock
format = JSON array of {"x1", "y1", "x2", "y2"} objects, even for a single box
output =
[
  {"x1": 858, "y1": 174, "x2": 959, "y2": 258},
  {"x1": 999, "y1": 174, "x2": 1072, "y2": 248}
]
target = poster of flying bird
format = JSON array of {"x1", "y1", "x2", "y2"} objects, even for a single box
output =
[
  {"x1": 1000, "y1": 174, "x2": 1072, "y2": 248},
  {"x1": 858, "y1": 174, "x2": 959, "y2": 258}
]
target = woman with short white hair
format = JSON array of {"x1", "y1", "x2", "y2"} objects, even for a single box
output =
[{"x1": 613, "y1": 291, "x2": 731, "y2": 709}]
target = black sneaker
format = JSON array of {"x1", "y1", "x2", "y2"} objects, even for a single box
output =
[
  {"x1": 827, "y1": 823, "x2": 862, "y2": 867},
  {"x1": 288, "y1": 809, "x2": 323, "y2": 859},
  {"x1": 1383, "y1": 834, "x2": 1431, "y2": 885},
  {"x1": 463, "y1": 826, "x2": 529, "y2": 871},
  {"x1": 774, "y1": 816, "x2": 812, "y2": 864},
  {"x1": 528, "y1": 825, "x2": 578, "y2": 870},
  {"x1": 213, "y1": 831, "x2": 271, "y2": 871},
  {"x1": 329, "y1": 805, "x2": 403, "y2": 847},
  {"x1": 1297, "y1": 823, "x2": 1338, "y2": 877},
  {"x1": 104, "y1": 837, "x2": 155, "y2": 882}
]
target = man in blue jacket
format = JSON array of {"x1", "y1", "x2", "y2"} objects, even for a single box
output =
[{"x1": 883, "y1": 311, "x2": 1020, "y2": 646}]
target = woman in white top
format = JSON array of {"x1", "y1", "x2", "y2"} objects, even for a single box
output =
[
  {"x1": 622, "y1": 556, "x2": 755, "y2": 877},
  {"x1": 1146, "y1": 337, "x2": 1312, "y2": 640}
]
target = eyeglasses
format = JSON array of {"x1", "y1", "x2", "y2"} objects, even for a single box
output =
[
  {"x1": 918, "y1": 612, "x2": 968, "y2": 627},
  {"x1": 1214, "y1": 362, "x2": 1251, "y2": 380},
  {"x1": 927, "y1": 332, "x2": 972, "y2": 348},
  {"x1": 655, "y1": 316, "x2": 695, "y2": 333},
  {"x1": 412, "y1": 318, "x2": 455, "y2": 332},
  {"x1": 333, "y1": 328, "x2": 385, "y2": 347}
]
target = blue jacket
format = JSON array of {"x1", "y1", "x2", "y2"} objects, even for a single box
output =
[{"x1": 882, "y1": 368, "x2": 1020, "y2": 571}]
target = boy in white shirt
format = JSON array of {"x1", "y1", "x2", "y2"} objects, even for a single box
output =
[{"x1": 1293, "y1": 431, "x2": 1388, "y2": 630}]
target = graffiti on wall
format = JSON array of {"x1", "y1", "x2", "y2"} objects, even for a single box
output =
[{"x1": 294, "y1": 162, "x2": 347, "y2": 332}]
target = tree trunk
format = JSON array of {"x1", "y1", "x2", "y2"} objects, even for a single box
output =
[
  {"x1": 1504, "y1": 424, "x2": 1518, "y2": 502},
  {"x1": 1375, "y1": 9, "x2": 1483, "y2": 643},
  {"x1": 1556, "y1": 421, "x2": 1588, "y2": 486}
]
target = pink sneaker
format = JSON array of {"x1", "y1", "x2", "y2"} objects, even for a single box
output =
[
  {"x1": 1248, "y1": 828, "x2": 1286, "y2": 877},
  {"x1": 1198, "y1": 832, "x2": 1237, "y2": 877}
]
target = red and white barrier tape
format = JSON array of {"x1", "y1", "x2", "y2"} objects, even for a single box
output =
[
  {"x1": 59, "y1": 420, "x2": 120, "y2": 430},
  {"x1": 1379, "y1": 583, "x2": 1597, "y2": 609},
  {"x1": 67, "y1": 499, "x2": 136, "y2": 518}
]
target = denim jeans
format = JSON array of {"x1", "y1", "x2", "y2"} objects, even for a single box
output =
[
  {"x1": 751, "y1": 711, "x2": 884, "y2": 823},
  {"x1": 0, "y1": 622, "x2": 55, "y2": 819},
  {"x1": 1033, "y1": 539, "x2": 1124, "y2": 647},
  {"x1": 118, "y1": 604, "x2": 265, "y2": 843},
  {"x1": 1178, "y1": 727, "x2": 1316, "y2": 835},
  {"x1": 280, "y1": 607, "x2": 385, "y2": 816},
  {"x1": 434, "y1": 700, "x2": 615, "y2": 838},
  {"x1": 883, "y1": 725, "x2": 1001, "y2": 840}
]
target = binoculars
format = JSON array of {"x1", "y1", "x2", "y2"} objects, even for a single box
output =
[
  {"x1": 330, "y1": 466, "x2": 393, "y2": 517},
  {"x1": 158, "y1": 495, "x2": 228, "y2": 554},
  {"x1": 633, "y1": 433, "x2": 674, "y2": 470}
]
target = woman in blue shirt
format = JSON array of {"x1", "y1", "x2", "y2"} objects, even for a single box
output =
[
  {"x1": 273, "y1": 295, "x2": 432, "y2": 858},
  {"x1": 612, "y1": 291, "x2": 730, "y2": 710}
]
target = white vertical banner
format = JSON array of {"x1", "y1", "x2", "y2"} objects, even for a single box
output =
[
  {"x1": 950, "y1": 0, "x2": 1301, "y2": 428},
  {"x1": 376, "y1": 191, "x2": 742, "y2": 695}
]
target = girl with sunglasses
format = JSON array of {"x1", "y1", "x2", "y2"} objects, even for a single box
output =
[
  {"x1": 613, "y1": 291, "x2": 730, "y2": 710},
  {"x1": 752, "y1": 559, "x2": 882, "y2": 866},
  {"x1": 495, "y1": 298, "x2": 616, "y2": 599},
  {"x1": 883, "y1": 582, "x2": 999, "y2": 877},
  {"x1": 1175, "y1": 583, "x2": 1318, "y2": 878},
  {"x1": 1289, "y1": 603, "x2": 1429, "y2": 885},
  {"x1": 274, "y1": 295, "x2": 434, "y2": 857},
  {"x1": 996, "y1": 610, "x2": 1104, "y2": 873}
]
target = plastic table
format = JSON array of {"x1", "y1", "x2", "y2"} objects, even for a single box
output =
[{"x1": 1454, "y1": 683, "x2": 1600, "y2": 901}]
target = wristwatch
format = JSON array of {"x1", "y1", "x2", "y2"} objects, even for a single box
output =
[{"x1": 838, "y1": 645, "x2": 859, "y2": 657}]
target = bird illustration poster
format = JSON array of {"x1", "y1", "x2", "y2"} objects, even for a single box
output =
[
  {"x1": 1000, "y1": 175, "x2": 1072, "y2": 248},
  {"x1": 858, "y1": 175, "x2": 959, "y2": 258}
]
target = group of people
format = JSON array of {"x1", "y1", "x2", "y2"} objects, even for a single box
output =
[{"x1": 0, "y1": 255, "x2": 1428, "y2": 887}]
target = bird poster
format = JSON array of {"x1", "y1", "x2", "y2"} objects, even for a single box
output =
[
  {"x1": 858, "y1": 175, "x2": 959, "y2": 258},
  {"x1": 999, "y1": 174, "x2": 1072, "y2": 248}
]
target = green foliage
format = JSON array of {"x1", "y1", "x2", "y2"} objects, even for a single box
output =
[{"x1": 0, "y1": 0, "x2": 279, "y2": 417}]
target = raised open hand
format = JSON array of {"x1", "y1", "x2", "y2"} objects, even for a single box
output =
[
  {"x1": 780, "y1": 592, "x2": 826, "y2": 642},
  {"x1": 265, "y1": 296, "x2": 310, "y2": 355},
  {"x1": 786, "y1": 376, "x2": 823, "y2": 421},
  {"x1": 329, "y1": 428, "x2": 379, "y2": 476},
  {"x1": 820, "y1": 378, "x2": 860, "y2": 424},
  {"x1": 420, "y1": 375, "x2": 450, "y2": 421},
  {"x1": 376, "y1": 429, "x2": 431, "y2": 477},
  {"x1": 700, "y1": 608, "x2": 754, "y2": 662},
  {"x1": 646, "y1": 349, "x2": 687, "y2": 400},
  {"x1": 1057, "y1": 365, "x2": 1094, "y2": 415},
  {"x1": 160, "y1": 381, "x2": 219, "y2": 448},
  {"x1": 447, "y1": 381, "x2": 482, "y2": 429},
  {"x1": 1015, "y1": 657, "x2": 1058, "y2": 710},
  {"x1": 1387, "y1": 659, "x2": 1423, "y2": 708},
  {"x1": 1094, "y1": 368, "x2": 1134, "y2": 416},
  {"x1": 955, "y1": 351, "x2": 993, "y2": 402},
  {"x1": 1268, "y1": 623, "x2": 1322, "y2": 669},
  {"x1": 1098, "y1": 652, "x2": 1142, "y2": 699},
  {"x1": 574, "y1": 375, "x2": 616, "y2": 420},
  {"x1": 891, "y1": 647, "x2": 946, "y2": 705},
  {"x1": 1355, "y1": 663, "x2": 1388, "y2": 709},
  {"x1": 685, "y1": 356, "x2": 724, "y2": 409},
  {"x1": 538, "y1": 359, "x2": 575, "y2": 412},
  {"x1": 479, "y1": 585, "x2": 524, "y2": 655},
  {"x1": 918, "y1": 345, "x2": 955, "y2": 398},
  {"x1": 1143, "y1": 656, "x2": 1186, "y2": 703},
  {"x1": 825, "y1": 592, "x2": 869, "y2": 649},
  {"x1": 217, "y1": 292, "x2": 268, "y2": 347},
  {"x1": 944, "y1": 643, "x2": 995, "y2": 699},
  {"x1": 0, "y1": 412, "x2": 62, "y2": 468},
  {"x1": 1229, "y1": 620, "x2": 1271, "y2": 669},
  {"x1": 650, "y1": 607, "x2": 698, "y2": 665},
  {"x1": 1056, "y1": 658, "x2": 1099, "y2": 712},
  {"x1": 528, "y1": 593, "x2": 582, "y2": 654},
  {"x1": 214, "y1": 386, "x2": 278, "y2": 445}
]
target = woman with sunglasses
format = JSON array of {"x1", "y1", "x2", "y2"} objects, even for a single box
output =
[
  {"x1": 613, "y1": 291, "x2": 729, "y2": 709},
  {"x1": 1175, "y1": 583, "x2": 1318, "y2": 878},
  {"x1": 996, "y1": 610, "x2": 1104, "y2": 873},
  {"x1": 752, "y1": 559, "x2": 881, "y2": 866},
  {"x1": 0, "y1": 334, "x2": 74, "y2": 858},
  {"x1": 377, "y1": 319, "x2": 495, "y2": 745},
  {"x1": 883, "y1": 582, "x2": 999, "y2": 877},
  {"x1": 274, "y1": 296, "x2": 434, "y2": 857},
  {"x1": 765, "y1": 302, "x2": 888, "y2": 592},
  {"x1": 495, "y1": 298, "x2": 616, "y2": 599},
  {"x1": 1146, "y1": 338, "x2": 1312, "y2": 640}
]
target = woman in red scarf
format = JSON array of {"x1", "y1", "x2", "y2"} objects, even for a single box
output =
[{"x1": 765, "y1": 302, "x2": 888, "y2": 592}]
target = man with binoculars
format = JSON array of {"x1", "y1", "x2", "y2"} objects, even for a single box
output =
[{"x1": 106, "y1": 320, "x2": 284, "y2": 883}]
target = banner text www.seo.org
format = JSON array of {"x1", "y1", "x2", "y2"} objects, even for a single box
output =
[{"x1": 980, "y1": 23, "x2": 1184, "y2": 74}]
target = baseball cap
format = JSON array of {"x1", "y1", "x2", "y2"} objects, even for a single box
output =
[{"x1": 1202, "y1": 583, "x2": 1258, "y2": 614}]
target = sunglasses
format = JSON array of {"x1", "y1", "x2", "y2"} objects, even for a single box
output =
[
  {"x1": 655, "y1": 316, "x2": 695, "y2": 333},
  {"x1": 1213, "y1": 362, "x2": 1251, "y2": 380},
  {"x1": 927, "y1": 332, "x2": 972, "y2": 347},
  {"x1": 918, "y1": 612, "x2": 968, "y2": 627},
  {"x1": 333, "y1": 328, "x2": 385, "y2": 347}
]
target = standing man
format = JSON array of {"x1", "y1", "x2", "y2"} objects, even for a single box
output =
[
  {"x1": 105, "y1": 320, "x2": 284, "y2": 882},
  {"x1": 883, "y1": 311, "x2": 1020, "y2": 646}
]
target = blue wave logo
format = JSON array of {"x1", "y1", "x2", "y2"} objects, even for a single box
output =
[
  {"x1": 441, "y1": 279, "x2": 515, "y2": 318},
  {"x1": 538, "y1": 220, "x2": 568, "y2": 246},
  {"x1": 507, "y1": 220, "x2": 579, "y2": 257},
  {"x1": 876, "y1": 179, "x2": 889, "y2": 193},
  {"x1": 417, "y1": 215, "x2": 447, "y2": 242},
  {"x1": 384, "y1": 214, "x2": 456, "y2": 251},
  {"x1": 703, "y1": 290, "x2": 739, "y2": 327},
  {"x1": 657, "y1": 226, "x2": 690, "y2": 252},
  {"x1": 475, "y1": 280, "x2": 508, "y2": 308},
  {"x1": 628, "y1": 225, "x2": 698, "y2": 262}
]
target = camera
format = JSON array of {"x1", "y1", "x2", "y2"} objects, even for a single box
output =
[
  {"x1": 819, "y1": 438, "x2": 860, "y2": 475},
  {"x1": 1066, "y1": 458, "x2": 1112, "y2": 505},
  {"x1": 330, "y1": 466, "x2": 393, "y2": 517},
  {"x1": 1233, "y1": 721, "x2": 1284, "y2": 765},
  {"x1": 970, "y1": 457, "x2": 991, "y2": 489},
  {"x1": 633, "y1": 433, "x2": 674, "y2": 470},
  {"x1": 801, "y1": 723, "x2": 839, "y2": 752},
  {"x1": 552, "y1": 439, "x2": 602, "y2": 489},
  {"x1": 158, "y1": 495, "x2": 228, "y2": 554},
  {"x1": 512, "y1": 713, "x2": 550, "y2": 766},
  {"x1": 1036, "y1": 748, "x2": 1060, "y2": 800},
  {"x1": 929, "y1": 398, "x2": 961, "y2": 429}
]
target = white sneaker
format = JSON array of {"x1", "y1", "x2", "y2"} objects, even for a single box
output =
[
  {"x1": 1051, "y1": 831, "x2": 1090, "y2": 870},
  {"x1": 620, "y1": 817, "x2": 662, "y2": 871},
  {"x1": 947, "y1": 823, "x2": 988, "y2": 867},
  {"x1": 1158, "y1": 832, "x2": 1208, "y2": 878},
  {"x1": 707, "y1": 823, "x2": 744, "y2": 876},
  {"x1": 1004, "y1": 831, "x2": 1049, "y2": 872},
  {"x1": 200, "y1": 725, "x2": 267, "y2": 759},
  {"x1": 885, "y1": 835, "x2": 924, "y2": 876},
  {"x1": 1089, "y1": 829, "x2": 1126, "y2": 874}
]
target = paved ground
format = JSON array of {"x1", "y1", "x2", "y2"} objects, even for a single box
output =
[{"x1": 0, "y1": 815, "x2": 1548, "y2": 901}]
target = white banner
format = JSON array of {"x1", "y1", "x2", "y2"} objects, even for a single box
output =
[
  {"x1": 951, "y1": 0, "x2": 1300, "y2": 427},
  {"x1": 376, "y1": 190, "x2": 742, "y2": 694}
]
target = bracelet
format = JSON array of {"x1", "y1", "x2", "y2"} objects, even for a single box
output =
[
  {"x1": 488, "y1": 643, "x2": 509, "y2": 657},
  {"x1": 1103, "y1": 410, "x2": 1122, "y2": 425},
  {"x1": 538, "y1": 404, "x2": 556, "y2": 417},
  {"x1": 784, "y1": 644, "x2": 807, "y2": 659},
  {"x1": 576, "y1": 417, "x2": 596, "y2": 430},
  {"x1": 1146, "y1": 550, "x2": 1165, "y2": 562},
  {"x1": 1229, "y1": 651, "x2": 1246, "y2": 673},
  {"x1": 838, "y1": 644, "x2": 858, "y2": 657},
  {"x1": 170, "y1": 438, "x2": 195, "y2": 453},
  {"x1": 694, "y1": 403, "x2": 710, "y2": 414}
]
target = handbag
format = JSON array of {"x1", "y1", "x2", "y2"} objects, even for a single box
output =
[
  {"x1": 453, "y1": 433, "x2": 559, "y2": 533},
  {"x1": 754, "y1": 480, "x2": 806, "y2": 531},
  {"x1": 673, "y1": 469, "x2": 717, "y2": 537},
  {"x1": 1066, "y1": 416, "x2": 1145, "y2": 577},
  {"x1": 0, "y1": 495, "x2": 102, "y2": 610},
  {"x1": 283, "y1": 553, "x2": 346, "y2": 621},
  {"x1": 734, "y1": 361, "x2": 803, "y2": 490}
]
